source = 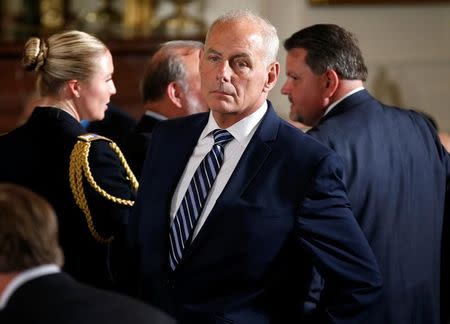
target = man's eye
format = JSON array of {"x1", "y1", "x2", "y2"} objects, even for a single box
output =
[
  {"x1": 208, "y1": 56, "x2": 220, "y2": 62},
  {"x1": 233, "y1": 60, "x2": 250, "y2": 69}
]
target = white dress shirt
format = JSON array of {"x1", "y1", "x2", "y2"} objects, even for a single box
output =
[
  {"x1": 323, "y1": 87, "x2": 365, "y2": 116},
  {"x1": 0, "y1": 264, "x2": 60, "y2": 310},
  {"x1": 144, "y1": 110, "x2": 168, "y2": 120},
  {"x1": 170, "y1": 101, "x2": 268, "y2": 240}
]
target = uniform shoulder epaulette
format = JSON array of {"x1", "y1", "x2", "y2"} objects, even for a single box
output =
[
  {"x1": 69, "y1": 133, "x2": 139, "y2": 244},
  {"x1": 77, "y1": 133, "x2": 112, "y2": 143}
]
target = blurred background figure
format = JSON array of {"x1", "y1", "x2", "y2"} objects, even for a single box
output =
[
  {"x1": 0, "y1": 30, "x2": 137, "y2": 290},
  {"x1": 439, "y1": 132, "x2": 450, "y2": 152},
  {"x1": 417, "y1": 110, "x2": 450, "y2": 153},
  {"x1": 0, "y1": 183, "x2": 176, "y2": 324},
  {"x1": 84, "y1": 104, "x2": 137, "y2": 149},
  {"x1": 125, "y1": 40, "x2": 208, "y2": 176}
]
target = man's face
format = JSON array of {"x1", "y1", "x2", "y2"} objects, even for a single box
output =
[
  {"x1": 281, "y1": 48, "x2": 327, "y2": 127},
  {"x1": 200, "y1": 21, "x2": 278, "y2": 128}
]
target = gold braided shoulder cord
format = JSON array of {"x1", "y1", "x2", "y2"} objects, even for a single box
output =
[{"x1": 69, "y1": 134, "x2": 139, "y2": 244}]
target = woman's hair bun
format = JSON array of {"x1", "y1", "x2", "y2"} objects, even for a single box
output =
[{"x1": 22, "y1": 37, "x2": 48, "y2": 71}]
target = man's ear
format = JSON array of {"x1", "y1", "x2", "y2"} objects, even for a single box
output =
[
  {"x1": 263, "y1": 61, "x2": 280, "y2": 93},
  {"x1": 323, "y1": 69, "x2": 339, "y2": 98},
  {"x1": 167, "y1": 81, "x2": 183, "y2": 108},
  {"x1": 67, "y1": 80, "x2": 81, "y2": 98}
]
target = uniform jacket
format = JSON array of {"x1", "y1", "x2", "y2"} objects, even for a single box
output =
[{"x1": 0, "y1": 107, "x2": 136, "y2": 290}]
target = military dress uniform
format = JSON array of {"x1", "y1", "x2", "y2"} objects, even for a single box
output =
[{"x1": 0, "y1": 107, "x2": 137, "y2": 290}]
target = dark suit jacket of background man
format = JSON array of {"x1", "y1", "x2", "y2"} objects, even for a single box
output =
[
  {"x1": 0, "y1": 272, "x2": 176, "y2": 324},
  {"x1": 86, "y1": 104, "x2": 137, "y2": 149},
  {"x1": 129, "y1": 101, "x2": 382, "y2": 323},
  {"x1": 124, "y1": 113, "x2": 163, "y2": 177},
  {"x1": 307, "y1": 89, "x2": 450, "y2": 324}
]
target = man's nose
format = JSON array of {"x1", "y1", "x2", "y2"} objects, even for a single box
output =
[
  {"x1": 281, "y1": 81, "x2": 290, "y2": 95},
  {"x1": 216, "y1": 61, "x2": 232, "y2": 83}
]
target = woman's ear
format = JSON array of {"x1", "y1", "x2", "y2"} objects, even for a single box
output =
[{"x1": 67, "y1": 80, "x2": 81, "y2": 98}]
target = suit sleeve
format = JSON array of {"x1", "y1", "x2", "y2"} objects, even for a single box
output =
[
  {"x1": 442, "y1": 150, "x2": 450, "y2": 323},
  {"x1": 86, "y1": 140, "x2": 136, "y2": 230},
  {"x1": 297, "y1": 152, "x2": 382, "y2": 323}
]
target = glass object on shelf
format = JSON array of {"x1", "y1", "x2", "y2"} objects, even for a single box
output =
[
  {"x1": 40, "y1": 0, "x2": 65, "y2": 31},
  {"x1": 155, "y1": 0, "x2": 206, "y2": 37},
  {"x1": 75, "y1": 0, "x2": 122, "y2": 36},
  {"x1": 123, "y1": 0, "x2": 159, "y2": 38}
]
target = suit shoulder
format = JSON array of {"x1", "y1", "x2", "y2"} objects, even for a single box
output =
[
  {"x1": 78, "y1": 283, "x2": 176, "y2": 323},
  {"x1": 163, "y1": 112, "x2": 208, "y2": 127},
  {"x1": 277, "y1": 120, "x2": 336, "y2": 159},
  {"x1": 152, "y1": 112, "x2": 208, "y2": 136}
]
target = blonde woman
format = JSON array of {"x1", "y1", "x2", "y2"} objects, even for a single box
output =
[{"x1": 0, "y1": 31, "x2": 137, "y2": 290}]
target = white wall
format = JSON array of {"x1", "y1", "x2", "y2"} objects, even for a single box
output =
[{"x1": 203, "y1": 0, "x2": 450, "y2": 130}]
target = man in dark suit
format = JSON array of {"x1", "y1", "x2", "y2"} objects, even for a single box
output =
[
  {"x1": 129, "y1": 11, "x2": 382, "y2": 323},
  {"x1": 125, "y1": 40, "x2": 208, "y2": 176},
  {"x1": 0, "y1": 183, "x2": 175, "y2": 324},
  {"x1": 281, "y1": 24, "x2": 450, "y2": 324}
]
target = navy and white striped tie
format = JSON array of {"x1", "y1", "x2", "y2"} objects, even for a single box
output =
[{"x1": 169, "y1": 129, "x2": 234, "y2": 270}]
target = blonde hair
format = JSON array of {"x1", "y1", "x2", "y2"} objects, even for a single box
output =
[
  {"x1": 206, "y1": 10, "x2": 279, "y2": 65},
  {"x1": 22, "y1": 30, "x2": 108, "y2": 96},
  {"x1": 0, "y1": 184, "x2": 63, "y2": 272}
]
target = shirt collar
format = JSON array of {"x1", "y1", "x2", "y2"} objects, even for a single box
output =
[
  {"x1": 144, "y1": 110, "x2": 168, "y2": 121},
  {"x1": 0, "y1": 264, "x2": 60, "y2": 310},
  {"x1": 324, "y1": 87, "x2": 364, "y2": 116},
  {"x1": 200, "y1": 101, "x2": 268, "y2": 147}
]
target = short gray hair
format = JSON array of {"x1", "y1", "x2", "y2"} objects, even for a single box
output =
[
  {"x1": 141, "y1": 40, "x2": 204, "y2": 102},
  {"x1": 206, "y1": 10, "x2": 279, "y2": 65}
]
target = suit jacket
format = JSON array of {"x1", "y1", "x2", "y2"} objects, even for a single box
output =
[
  {"x1": 130, "y1": 101, "x2": 382, "y2": 324},
  {"x1": 124, "y1": 113, "x2": 163, "y2": 177},
  {"x1": 0, "y1": 107, "x2": 135, "y2": 290},
  {"x1": 307, "y1": 89, "x2": 450, "y2": 324},
  {"x1": 0, "y1": 272, "x2": 176, "y2": 324}
]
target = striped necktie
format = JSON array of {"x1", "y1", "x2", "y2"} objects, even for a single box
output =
[{"x1": 169, "y1": 129, "x2": 234, "y2": 270}]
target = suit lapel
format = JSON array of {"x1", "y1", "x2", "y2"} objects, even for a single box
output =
[{"x1": 183, "y1": 103, "x2": 280, "y2": 259}]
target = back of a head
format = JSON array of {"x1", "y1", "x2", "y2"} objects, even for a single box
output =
[
  {"x1": 141, "y1": 40, "x2": 204, "y2": 103},
  {"x1": 284, "y1": 24, "x2": 367, "y2": 81},
  {"x1": 22, "y1": 30, "x2": 108, "y2": 97},
  {"x1": 206, "y1": 9, "x2": 279, "y2": 65},
  {"x1": 0, "y1": 184, "x2": 63, "y2": 273}
]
